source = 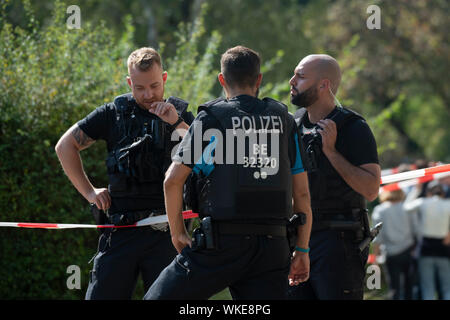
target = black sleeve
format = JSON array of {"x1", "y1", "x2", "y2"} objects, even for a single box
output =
[
  {"x1": 181, "y1": 110, "x2": 195, "y2": 126},
  {"x1": 340, "y1": 119, "x2": 379, "y2": 166},
  {"x1": 76, "y1": 104, "x2": 111, "y2": 141},
  {"x1": 172, "y1": 110, "x2": 216, "y2": 169}
]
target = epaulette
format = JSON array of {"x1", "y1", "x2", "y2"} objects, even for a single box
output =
[{"x1": 198, "y1": 97, "x2": 226, "y2": 112}]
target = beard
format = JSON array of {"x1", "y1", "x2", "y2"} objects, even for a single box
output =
[{"x1": 290, "y1": 84, "x2": 319, "y2": 108}]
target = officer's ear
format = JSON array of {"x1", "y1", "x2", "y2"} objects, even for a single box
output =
[
  {"x1": 255, "y1": 73, "x2": 263, "y2": 89},
  {"x1": 126, "y1": 76, "x2": 132, "y2": 89},
  {"x1": 162, "y1": 71, "x2": 168, "y2": 84},
  {"x1": 218, "y1": 73, "x2": 226, "y2": 88},
  {"x1": 319, "y1": 79, "x2": 330, "y2": 92}
]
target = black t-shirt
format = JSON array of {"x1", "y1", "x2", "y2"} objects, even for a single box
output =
[
  {"x1": 77, "y1": 97, "x2": 194, "y2": 212},
  {"x1": 295, "y1": 106, "x2": 378, "y2": 210},
  {"x1": 298, "y1": 106, "x2": 379, "y2": 167}
]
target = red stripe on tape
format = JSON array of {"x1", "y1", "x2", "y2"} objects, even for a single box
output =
[
  {"x1": 17, "y1": 223, "x2": 58, "y2": 228},
  {"x1": 182, "y1": 210, "x2": 199, "y2": 219},
  {"x1": 425, "y1": 164, "x2": 450, "y2": 175}
]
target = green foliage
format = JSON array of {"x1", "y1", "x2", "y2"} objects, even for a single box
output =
[
  {"x1": 0, "y1": 0, "x2": 229, "y2": 300},
  {"x1": 162, "y1": 2, "x2": 222, "y2": 113},
  {"x1": 300, "y1": 0, "x2": 450, "y2": 165},
  {"x1": 0, "y1": 0, "x2": 133, "y2": 299}
]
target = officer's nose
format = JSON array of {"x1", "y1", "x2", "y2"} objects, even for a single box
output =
[
  {"x1": 289, "y1": 75, "x2": 296, "y2": 87},
  {"x1": 143, "y1": 89, "x2": 152, "y2": 100}
]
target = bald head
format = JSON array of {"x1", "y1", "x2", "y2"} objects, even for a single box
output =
[{"x1": 299, "y1": 54, "x2": 341, "y2": 94}]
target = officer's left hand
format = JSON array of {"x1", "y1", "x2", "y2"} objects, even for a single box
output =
[
  {"x1": 148, "y1": 101, "x2": 179, "y2": 126},
  {"x1": 288, "y1": 251, "x2": 310, "y2": 286},
  {"x1": 317, "y1": 119, "x2": 337, "y2": 156}
]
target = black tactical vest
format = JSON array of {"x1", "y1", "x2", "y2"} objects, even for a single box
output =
[
  {"x1": 194, "y1": 96, "x2": 293, "y2": 222},
  {"x1": 294, "y1": 106, "x2": 366, "y2": 212},
  {"x1": 105, "y1": 93, "x2": 188, "y2": 202}
]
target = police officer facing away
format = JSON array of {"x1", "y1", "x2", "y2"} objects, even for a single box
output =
[
  {"x1": 144, "y1": 46, "x2": 312, "y2": 300},
  {"x1": 288, "y1": 54, "x2": 381, "y2": 300},
  {"x1": 55, "y1": 47, "x2": 193, "y2": 299}
]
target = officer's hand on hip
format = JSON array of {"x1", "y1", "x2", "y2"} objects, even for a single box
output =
[
  {"x1": 87, "y1": 187, "x2": 111, "y2": 211},
  {"x1": 288, "y1": 251, "x2": 310, "y2": 286},
  {"x1": 171, "y1": 232, "x2": 192, "y2": 254},
  {"x1": 148, "y1": 102, "x2": 179, "y2": 126},
  {"x1": 317, "y1": 119, "x2": 337, "y2": 156}
]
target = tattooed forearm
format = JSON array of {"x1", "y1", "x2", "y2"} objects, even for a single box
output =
[{"x1": 72, "y1": 125, "x2": 94, "y2": 148}]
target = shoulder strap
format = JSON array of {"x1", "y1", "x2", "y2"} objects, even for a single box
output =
[
  {"x1": 197, "y1": 97, "x2": 227, "y2": 131},
  {"x1": 113, "y1": 93, "x2": 137, "y2": 143},
  {"x1": 330, "y1": 107, "x2": 365, "y2": 130},
  {"x1": 197, "y1": 97, "x2": 225, "y2": 131},
  {"x1": 197, "y1": 97, "x2": 226, "y2": 113},
  {"x1": 293, "y1": 107, "x2": 307, "y2": 127},
  {"x1": 166, "y1": 96, "x2": 189, "y2": 116},
  {"x1": 262, "y1": 97, "x2": 288, "y2": 111},
  {"x1": 293, "y1": 106, "x2": 364, "y2": 130},
  {"x1": 113, "y1": 93, "x2": 135, "y2": 113}
]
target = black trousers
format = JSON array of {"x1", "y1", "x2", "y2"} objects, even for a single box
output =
[
  {"x1": 288, "y1": 229, "x2": 369, "y2": 300},
  {"x1": 85, "y1": 226, "x2": 177, "y2": 300},
  {"x1": 143, "y1": 234, "x2": 291, "y2": 300},
  {"x1": 385, "y1": 248, "x2": 414, "y2": 300}
]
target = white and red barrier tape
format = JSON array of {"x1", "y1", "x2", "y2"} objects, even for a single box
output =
[
  {"x1": 1, "y1": 164, "x2": 449, "y2": 229},
  {"x1": 381, "y1": 164, "x2": 417, "y2": 177},
  {"x1": 379, "y1": 164, "x2": 450, "y2": 193},
  {"x1": 0, "y1": 210, "x2": 198, "y2": 229}
]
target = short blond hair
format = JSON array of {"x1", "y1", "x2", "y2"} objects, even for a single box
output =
[{"x1": 127, "y1": 47, "x2": 162, "y2": 73}]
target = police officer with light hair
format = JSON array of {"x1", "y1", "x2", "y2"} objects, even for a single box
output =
[
  {"x1": 288, "y1": 54, "x2": 381, "y2": 300},
  {"x1": 55, "y1": 47, "x2": 194, "y2": 299},
  {"x1": 144, "y1": 46, "x2": 312, "y2": 300}
]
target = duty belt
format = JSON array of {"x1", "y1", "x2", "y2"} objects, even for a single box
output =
[
  {"x1": 107, "y1": 209, "x2": 165, "y2": 226},
  {"x1": 217, "y1": 222, "x2": 287, "y2": 237},
  {"x1": 311, "y1": 208, "x2": 366, "y2": 234}
]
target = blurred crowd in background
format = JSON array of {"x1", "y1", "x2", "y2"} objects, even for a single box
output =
[{"x1": 372, "y1": 160, "x2": 450, "y2": 300}]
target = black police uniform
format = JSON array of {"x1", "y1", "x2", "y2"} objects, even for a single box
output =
[
  {"x1": 288, "y1": 106, "x2": 379, "y2": 300},
  {"x1": 144, "y1": 94, "x2": 305, "y2": 300},
  {"x1": 77, "y1": 93, "x2": 194, "y2": 299}
]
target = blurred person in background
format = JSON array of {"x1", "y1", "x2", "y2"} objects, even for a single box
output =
[
  {"x1": 404, "y1": 181, "x2": 450, "y2": 300},
  {"x1": 404, "y1": 159, "x2": 429, "y2": 203},
  {"x1": 372, "y1": 189, "x2": 419, "y2": 300}
]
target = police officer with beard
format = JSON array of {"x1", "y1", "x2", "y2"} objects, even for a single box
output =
[
  {"x1": 287, "y1": 54, "x2": 381, "y2": 300},
  {"x1": 55, "y1": 47, "x2": 194, "y2": 299},
  {"x1": 144, "y1": 46, "x2": 312, "y2": 300}
]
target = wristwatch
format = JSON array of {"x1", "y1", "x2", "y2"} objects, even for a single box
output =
[{"x1": 170, "y1": 115, "x2": 184, "y2": 129}]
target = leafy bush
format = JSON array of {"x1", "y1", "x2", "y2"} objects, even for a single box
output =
[
  {"x1": 0, "y1": 0, "x2": 290, "y2": 299},
  {"x1": 0, "y1": 0, "x2": 137, "y2": 299}
]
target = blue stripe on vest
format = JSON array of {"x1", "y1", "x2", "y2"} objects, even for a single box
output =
[
  {"x1": 291, "y1": 132, "x2": 305, "y2": 175},
  {"x1": 192, "y1": 135, "x2": 217, "y2": 177}
]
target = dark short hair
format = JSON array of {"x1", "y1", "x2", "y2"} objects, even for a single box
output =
[
  {"x1": 220, "y1": 46, "x2": 261, "y2": 88},
  {"x1": 427, "y1": 181, "x2": 444, "y2": 197}
]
